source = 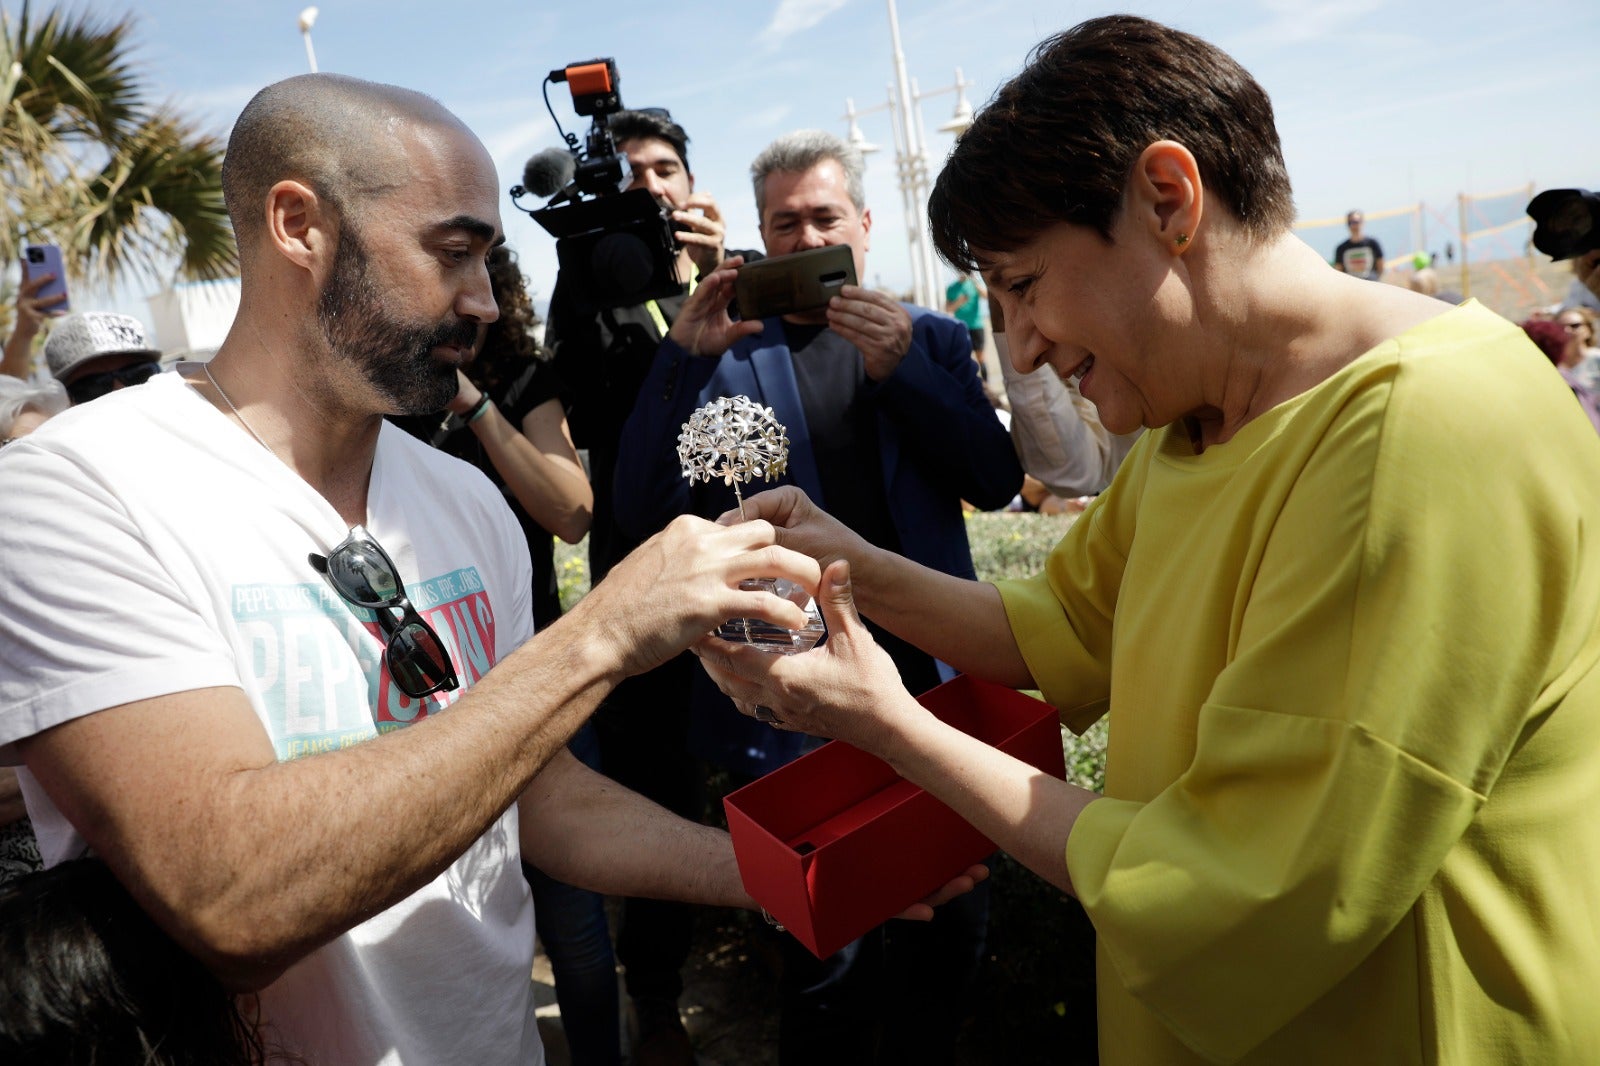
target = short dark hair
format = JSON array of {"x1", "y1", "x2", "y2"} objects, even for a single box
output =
[
  {"x1": 0, "y1": 857, "x2": 268, "y2": 1064},
  {"x1": 929, "y1": 15, "x2": 1295, "y2": 272},
  {"x1": 469, "y1": 245, "x2": 550, "y2": 400},
  {"x1": 608, "y1": 110, "x2": 691, "y2": 172}
]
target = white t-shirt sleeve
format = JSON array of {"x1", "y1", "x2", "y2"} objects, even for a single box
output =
[{"x1": 0, "y1": 441, "x2": 241, "y2": 762}]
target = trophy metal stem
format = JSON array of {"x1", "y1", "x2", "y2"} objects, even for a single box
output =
[{"x1": 733, "y1": 483, "x2": 752, "y2": 643}]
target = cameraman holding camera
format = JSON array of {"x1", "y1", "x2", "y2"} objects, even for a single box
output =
[{"x1": 544, "y1": 108, "x2": 757, "y2": 1066}]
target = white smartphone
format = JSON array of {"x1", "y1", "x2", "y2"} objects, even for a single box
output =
[{"x1": 22, "y1": 244, "x2": 70, "y2": 310}]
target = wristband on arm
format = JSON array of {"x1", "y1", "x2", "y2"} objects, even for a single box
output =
[{"x1": 464, "y1": 395, "x2": 493, "y2": 424}]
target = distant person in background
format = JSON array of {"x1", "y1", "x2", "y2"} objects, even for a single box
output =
[
  {"x1": 1563, "y1": 250, "x2": 1600, "y2": 314},
  {"x1": 0, "y1": 376, "x2": 68, "y2": 443},
  {"x1": 1557, "y1": 307, "x2": 1600, "y2": 391},
  {"x1": 1522, "y1": 316, "x2": 1600, "y2": 434},
  {"x1": 1407, "y1": 267, "x2": 1463, "y2": 305},
  {"x1": 43, "y1": 311, "x2": 163, "y2": 406},
  {"x1": 1528, "y1": 186, "x2": 1600, "y2": 314},
  {"x1": 1, "y1": 267, "x2": 69, "y2": 380},
  {"x1": 944, "y1": 270, "x2": 989, "y2": 379},
  {"x1": 1332, "y1": 209, "x2": 1384, "y2": 279}
]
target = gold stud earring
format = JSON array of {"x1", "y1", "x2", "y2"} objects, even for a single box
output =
[{"x1": 1174, "y1": 233, "x2": 1190, "y2": 246}]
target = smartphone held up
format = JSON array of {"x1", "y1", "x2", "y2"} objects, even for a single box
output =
[
  {"x1": 732, "y1": 245, "x2": 856, "y2": 321},
  {"x1": 22, "y1": 244, "x2": 71, "y2": 311}
]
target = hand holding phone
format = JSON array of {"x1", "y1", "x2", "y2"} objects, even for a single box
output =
[
  {"x1": 21, "y1": 244, "x2": 71, "y2": 315},
  {"x1": 667, "y1": 256, "x2": 764, "y2": 356},
  {"x1": 733, "y1": 245, "x2": 856, "y2": 321}
]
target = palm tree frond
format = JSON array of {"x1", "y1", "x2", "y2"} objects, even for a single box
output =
[
  {"x1": 1, "y1": 2, "x2": 144, "y2": 142},
  {"x1": 1, "y1": 3, "x2": 235, "y2": 292}
]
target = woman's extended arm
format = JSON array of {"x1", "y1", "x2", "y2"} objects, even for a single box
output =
[{"x1": 728, "y1": 486, "x2": 1033, "y2": 688}]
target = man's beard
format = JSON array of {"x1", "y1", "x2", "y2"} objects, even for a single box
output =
[{"x1": 317, "y1": 224, "x2": 476, "y2": 415}]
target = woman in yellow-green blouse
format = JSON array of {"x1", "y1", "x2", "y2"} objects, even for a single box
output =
[{"x1": 695, "y1": 14, "x2": 1600, "y2": 1065}]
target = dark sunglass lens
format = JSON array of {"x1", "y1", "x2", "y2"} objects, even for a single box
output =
[
  {"x1": 122, "y1": 361, "x2": 160, "y2": 386},
  {"x1": 67, "y1": 375, "x2": 114, "y2": 404},
  {"x1": 389, "y1": 621, "x2": 457, "y2": 695},
  {"x1": 328, "y1": 544, "x2": 400, "y2": 606}
]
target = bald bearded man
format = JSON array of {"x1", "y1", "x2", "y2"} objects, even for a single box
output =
[{"x1": 0, "y1": 75, "x2": 898, "y2": 1064}]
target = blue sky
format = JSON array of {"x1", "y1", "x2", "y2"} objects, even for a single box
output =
[{"x1": 53, "y1": 0, "x2": 1600, "y2": 326}]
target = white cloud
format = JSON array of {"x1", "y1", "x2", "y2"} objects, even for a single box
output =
[{"x1": 758, "y1": 0, "x2": 853, "y2": 49}]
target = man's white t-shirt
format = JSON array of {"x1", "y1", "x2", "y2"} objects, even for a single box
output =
[{"x1": 0, "y1": 368, "x2": 543, "y2": 1065}]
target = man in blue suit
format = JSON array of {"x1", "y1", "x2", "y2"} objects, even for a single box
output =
[{"x1": 614, "y1": 128, "x2": 1021, "y2": 1065}]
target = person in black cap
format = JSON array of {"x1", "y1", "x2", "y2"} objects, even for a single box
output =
[
  {"x1": 1332, "y1": 209, "x2": 1384, "y2": 279},
  {"x1": 43, "y1": 311, "x2": 164, "y2": 406},
  {"x1": 1527, "y1": 187, "x2": 1600, "y2": 313}
]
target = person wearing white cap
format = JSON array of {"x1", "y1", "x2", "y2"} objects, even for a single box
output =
[{"x1": 43, "y1": 311, "x2": 163, "y2": 405}]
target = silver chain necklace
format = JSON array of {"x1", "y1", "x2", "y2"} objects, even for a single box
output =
[{"x1": 201, "y1": 360, "x2": 276, "y2": 456}]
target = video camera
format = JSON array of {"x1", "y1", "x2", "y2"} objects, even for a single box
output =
[{"x1": 510, "y1": 59, "x2": 683, "y2": 312}]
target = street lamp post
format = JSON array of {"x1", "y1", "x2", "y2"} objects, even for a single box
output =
[
  {"x1": 298, "y1": 7, "x2": 319, "y2": 73},
  {"x1": 841, "y1": 0, "x2": 975, "y2": 310}
]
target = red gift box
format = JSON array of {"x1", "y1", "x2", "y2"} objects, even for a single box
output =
[{"x1": 723, "y1": 673, "x2": 1067, "y2": 959}]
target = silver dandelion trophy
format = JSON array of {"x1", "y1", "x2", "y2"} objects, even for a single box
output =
[{"x1": 678, "y1": 395, "x2": 825, "y2": 653}]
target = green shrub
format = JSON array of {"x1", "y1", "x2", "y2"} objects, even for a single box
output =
[
  {"x1": 554, "y1": 540, "x2": 589, "y2": 614},
  {"x1": 965, "y1": 510, "x2": 1108, "y2": 793},
  {"x1": 965, "y1": 509, "x2": 1076, "y2": 582}
]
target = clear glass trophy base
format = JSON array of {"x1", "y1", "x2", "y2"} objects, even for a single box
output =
[{"x1": 715, "y1": 578, "x2": 826, "y2": 655}]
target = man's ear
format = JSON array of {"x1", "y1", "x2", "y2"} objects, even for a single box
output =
[
  {"x1": 860, "y1": 205, "x2": 872, "y2": 251},
  {"x1": 1129, "y1": 140, "x2": 1203, "y2": 252},
  {"x1": 265, "y1": 179, "x2": 335, "y2": 272}
]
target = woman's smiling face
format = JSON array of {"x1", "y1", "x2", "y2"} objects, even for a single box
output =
[{"x1": 981, "y1": 213, "x2": 1195, "y2": 437}]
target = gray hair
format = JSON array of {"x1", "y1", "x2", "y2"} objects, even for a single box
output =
[
  {"x1": 750, "y1": 129, "x2": 866, "y2": 218},
  {"x1": 0, "y1": 375, "x2": 69, "y2": 436}
]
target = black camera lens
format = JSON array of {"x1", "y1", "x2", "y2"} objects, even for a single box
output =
[{"x1": 26, "y1": 247, "x2": 43, "y2": 263}]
